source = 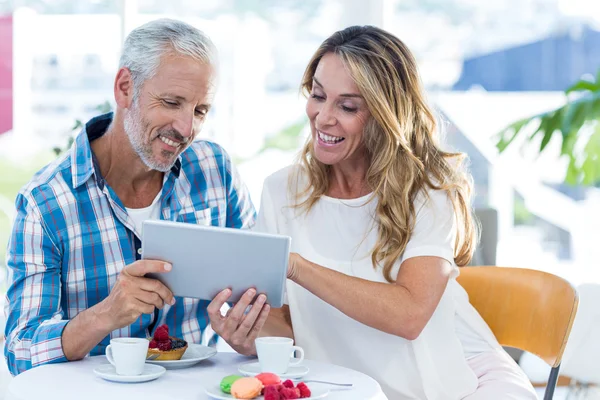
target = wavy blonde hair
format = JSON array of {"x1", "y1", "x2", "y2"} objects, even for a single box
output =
[{"x1": 294, "y1": 26, "x2": 478, "y2": 283}]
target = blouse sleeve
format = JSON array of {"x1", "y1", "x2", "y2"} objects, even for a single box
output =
[
  {"x1": 253, "y1": 180, "x2": 279, "y2": 235},
  {"x1": 253, "y1": 173, "x2": 292, "y2": 305},
  {"x1": 400, "y1": 189, "x2": 458, "y2": 270}
]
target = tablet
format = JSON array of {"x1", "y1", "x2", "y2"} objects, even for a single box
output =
[{"x1": 141, "y1": 220, "x2": 291, "y2": 308}]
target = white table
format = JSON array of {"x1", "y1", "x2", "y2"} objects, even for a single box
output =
[{"x1": 6, "y1": 352, "x2": 387, "y2": 400}]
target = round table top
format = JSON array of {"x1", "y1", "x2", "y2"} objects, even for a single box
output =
[{"x1": 6, "y1": 352, "x2": 387, "y2": 400}]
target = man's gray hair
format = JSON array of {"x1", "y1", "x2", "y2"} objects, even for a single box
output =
[{"x1": 119, "y1": 18, "x2": 217, "y2": 97}]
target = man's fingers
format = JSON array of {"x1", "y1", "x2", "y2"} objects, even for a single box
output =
[
  {"x1": 223, "y1": 289, "x2": 256, "y2": 332},
  {"x1": 130, "y1": 299, "x2": 155, "y2": 316},
  {"x1": 236, "y1": 294, "x2": 267, "y2": 337},
  {"x1": 136, "y1": 290, "x2": 165, "y2": 309},
  {"x1": 125, "y1": 260, "x2": 172, "y2": 277},
  {"x1": 248, "y1": 303, "x2": 271, "y2": 342},
  {"x1": 138, "y1": 277, "x2": 175, "y2": 305}
]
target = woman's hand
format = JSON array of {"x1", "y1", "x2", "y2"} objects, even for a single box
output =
[
  {"x1": 207, "y1": 288, "x2": 270, "y2": 356},
  {"x1": 288, "y1": 253, "x2": 304, "y2": 281}
]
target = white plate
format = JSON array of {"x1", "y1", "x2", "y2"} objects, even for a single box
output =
[
  {"x1": 238, "y1": 361, "x2": 310, "y2": 379},
  {"x1": 203, "y1": 384, "x2": 329, "y2": 400},
  {"x1": 146, "y1": 343, "x2": 217, "y2": 369},
  {"x1": 93, "y1": 363, "x2": 166, "y2": 383}
]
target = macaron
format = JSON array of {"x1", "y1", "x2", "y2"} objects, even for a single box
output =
[
  {"x1": 255, "y1": 372, "x2": 281, "y2": 386},
  {"x1": 220, "y1": 374, "x2": 243, "y2": 394},
  {"x1": 231, "y1": 377, "x2": 263, "y2": 399}
]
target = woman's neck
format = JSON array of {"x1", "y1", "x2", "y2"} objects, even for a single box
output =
[{"x1": 327, "y1": 160, "x2": 371, "y2": 200}]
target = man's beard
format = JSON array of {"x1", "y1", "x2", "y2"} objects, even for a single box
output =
[{"x1": 124, "y1": 102, "x2": 187, "y2": 172}]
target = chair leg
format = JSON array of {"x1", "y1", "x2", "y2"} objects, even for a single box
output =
[{"x1": 544, "y1": 366, "x2": 561, "y2": 400}]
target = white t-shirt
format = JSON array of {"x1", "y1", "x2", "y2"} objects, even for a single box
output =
[
  {"x1": 125, "y1": 192, "x2": 162, "y2": 238},
  {"x1": 254, "y1": 166, "x2": 502, "y2": 400}
]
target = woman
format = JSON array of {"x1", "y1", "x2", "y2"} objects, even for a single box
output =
[{"x1": 256, "y1": 26, "x2": 537, "y2": 399}]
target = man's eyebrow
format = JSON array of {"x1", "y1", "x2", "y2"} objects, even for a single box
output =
[{"x1": 312, "y1": 77, "x2": 362, "y2": 98}]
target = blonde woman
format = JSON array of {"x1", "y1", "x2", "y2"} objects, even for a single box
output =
[{"x1": 256, "y1": 26, "x2": 537, "y2": 399}]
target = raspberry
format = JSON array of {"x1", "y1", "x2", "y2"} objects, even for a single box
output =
[
  {"x1": 280, "y1": 387, "x2": 299, "y2": 399},
  {"x1": 264, "y1": 385, "x2": 281, "y2": 400},
  {"x1": 148, "y1": 340, "x2": 158, "y2": 349},
  {"x1": 296, "y1": 382, "x2": 311, "y2": 398},
  {"x1": 264, "y1": 390, "x2": 281, "y2": 400},
  {"x1": 264, "y1": 385, "x2": 278, "y2": 393},
  {"x1": 282, "y1": 379, "x2": 294, "y2": 388},
  {"x1": 154, "y1": 328, "x2": 169, "y2": 341},
  {"x1": 272, "y1": 384, "x2": 283, "y2": 392},
  {"x1": 157, "y1": 324, "x2": 169, "y2": 333},
  {"x1": 157, "y1": 340, "x2": 172, "y2": 351}
]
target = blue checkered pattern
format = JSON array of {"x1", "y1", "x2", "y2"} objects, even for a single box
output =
[{"x1": 4, "y1": 113, "x2": 256, "y2": 375}]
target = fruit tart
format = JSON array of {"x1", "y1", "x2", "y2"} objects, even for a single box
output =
[{"x1": 147, "y1": 324, "x2": 188, "y2": 360}]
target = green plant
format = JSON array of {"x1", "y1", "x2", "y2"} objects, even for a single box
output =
[
  {"x1": 0, "y1": 153, "x2": 55, "y2": 275},
  {"x1": 257, "y1": 118, "x2": 307, "y2": 154},
  {"x1": 513, "y1": 196, "x2": 534, "y2": 226},
  {"x1": 53, "y1": 101, "x2": 112, "y2": 156},
  {"x1": 496, "y1": 69, "x2": 600, "y2": 185},
  {"x1": 233, "y1": 119, "x2": 307, "y2": 165}
]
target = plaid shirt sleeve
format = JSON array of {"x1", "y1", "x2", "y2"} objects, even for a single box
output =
[{"x1": 4, "y1": 192, "x2": 69, "y2": 376}]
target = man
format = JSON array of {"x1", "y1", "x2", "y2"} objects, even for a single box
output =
[{"x1": 4, "y1": 18, "x2": 269, "y2": 375}]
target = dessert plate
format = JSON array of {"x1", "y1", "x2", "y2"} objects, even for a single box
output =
[
  {"x1": 238, "y1": 361, "x2": 309, "y2": 379},
  {"x1": 93, "y1": 363, "x2": 166, "y2": 383},
  {"x1": 146, "y1": 343, "x2": 217, "y2": 369},
  {"x1": 203, "y1": 384, "x2": 329, "y2": 399}
]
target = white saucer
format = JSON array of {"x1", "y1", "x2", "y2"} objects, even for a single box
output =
[
  {"x1": 93, "y1": 363, "x2": 166, "y2": 383},
  {"x1": 238, "y1": 361, "x2": 310, "y2": 379},
  {"x1": 146, "y1": 343, "x2": 217, "y2": 370},
  {"x1": 203, "y1": 383, "x2": 329, "y2": 399}
]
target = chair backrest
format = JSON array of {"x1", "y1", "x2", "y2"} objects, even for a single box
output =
[
  {"x1": 559, "y1": 283, "x2": 600, "y2": 383},
  {"x1": 457, "y1": 266, "x2": 578, "y2": 368}
]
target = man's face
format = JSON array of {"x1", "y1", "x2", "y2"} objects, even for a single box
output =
[{"x1": 124, "y1": 54, "x2": 217, "y2": 172}]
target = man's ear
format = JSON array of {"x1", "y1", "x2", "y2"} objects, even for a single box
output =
[{"x1": 114, "y1": 67, "x2": 135, "y2": 109}]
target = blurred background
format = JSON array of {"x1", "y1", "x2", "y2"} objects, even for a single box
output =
[{"x1": 0, "y1": 0, "x2": 599, "y2": 398}]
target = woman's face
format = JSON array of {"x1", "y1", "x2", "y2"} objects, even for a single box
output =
[{"x1": 306, "y1": 52, "x2": 371, "y2": 167}]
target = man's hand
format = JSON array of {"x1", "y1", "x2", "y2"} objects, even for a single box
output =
[
  {"x1": 63, "y1": 260, "x2": 175, "y2": 361},
  {"x1": 95, "y1": 260, "x2": 175, "y2": 332},
  {"x1": 208, "y1": 288, "x2": 270, "y2": 355}
]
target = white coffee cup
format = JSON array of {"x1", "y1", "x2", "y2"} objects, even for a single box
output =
[
  {"x1": 255, "y1": 337, "x2": 304, "y2": 374},
  {"x1": 105, "y1": 337, "x2": 149, "y2": 376}
]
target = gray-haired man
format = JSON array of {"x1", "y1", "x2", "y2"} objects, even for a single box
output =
[{"x1": 4, "y1": 18, "x2": 269, "y2": 375}]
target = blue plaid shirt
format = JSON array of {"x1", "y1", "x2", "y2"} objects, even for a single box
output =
[{"x1": 4, "y1": 113, "x2": 256, "y2": 375}]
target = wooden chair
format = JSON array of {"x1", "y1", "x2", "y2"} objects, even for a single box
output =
[{"x1": 457, "y1": 266, "x2": 579, "y2": 400}]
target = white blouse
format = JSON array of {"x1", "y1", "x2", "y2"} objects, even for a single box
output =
[{"x1": 254, "y1": 166, "x2": 503, "y2": 400}]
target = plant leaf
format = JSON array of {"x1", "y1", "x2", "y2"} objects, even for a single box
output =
[
  {"x1": 565, "y1": 155, "x2": 580, "y2": 185},
  {"x1": 71, "y1": 119, "x2": 83, "y2": 131},
  {"x1": 566, "y1": 79, "x2": 600, "y2": 94},
  {"x1": 561, "y1": 96, "x2": 592, "y2": 137},
  {"x1": 581, "y1": 123, "x2": 600, "y2": 185},
  {"x1": 495, "y1": 118, "x2": 531, "y2": 152}
]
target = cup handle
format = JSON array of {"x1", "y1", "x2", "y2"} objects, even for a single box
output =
[
  {"x1": 105, "y1": 345, "x2": 116, "y2": 367},
  {"x1": 289, "y1": 346, "x2": 304, "y2": 366}
]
